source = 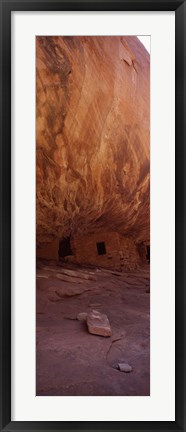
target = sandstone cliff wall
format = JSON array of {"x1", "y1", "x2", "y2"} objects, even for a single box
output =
[{"x1": 36, "y1": 36, "x2": 150, "y2": 250}]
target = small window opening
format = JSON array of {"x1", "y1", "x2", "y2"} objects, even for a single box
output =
[
  {"x1": 97, "y1": 242, "x2": 106, "y2": 255},
  {"x1": 59, "y1": 236, "x2": 72, "y2": 258},
  {"x1": 146, "y1": 245, "x2": 150, "y2": 263}
]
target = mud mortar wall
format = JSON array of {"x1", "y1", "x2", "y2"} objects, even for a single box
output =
[
  {"x1": 118, "y1": 235, "x2": 140, "y2": 270},
  {"x1": 36, "y1": 232, "x2": 142, "y2": 271},
  {"x1": 71, "y1": 231, "x2": 140, "y2": 271}
]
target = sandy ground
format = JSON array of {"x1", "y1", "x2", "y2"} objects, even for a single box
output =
[{"x1": 36, "y1": 262, "x2": 150, "y2": 396}]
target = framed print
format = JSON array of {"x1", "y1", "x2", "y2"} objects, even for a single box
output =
[{"x1": 0, "y1": 0, "x2": 185, "y2": 431}]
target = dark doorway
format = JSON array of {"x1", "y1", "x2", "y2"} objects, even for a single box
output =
[
  {"x1": 59, "y1": 236, "x2": 72, "y2": 258},
  {"x1": 146, "y1": 245, "x2": 150, "y2": 263},
  {"x1": 97, "y1": 242, "x2": 106, "y2": 255}
]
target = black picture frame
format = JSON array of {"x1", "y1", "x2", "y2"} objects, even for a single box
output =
[{"x1": 0, "y1": 0, "x2": 185, "y2": 431}]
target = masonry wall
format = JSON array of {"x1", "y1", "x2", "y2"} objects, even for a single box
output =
[
  {"x1": 71, "y1": 231, "x2": 141, "y2": 271},
  {"x1": 36, "y1": 239, "x2": 59, "y2": 261},
  {"x1": 36, "y1": 232, "x2": 143, "y2": 270},
  {"x1": 118, "y1": 236, "x2": 141, "y2": 270}
]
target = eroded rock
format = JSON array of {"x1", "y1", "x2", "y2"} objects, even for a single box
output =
[{"x1": 36, "y1": 36, "x2": 150, "y2": 247}]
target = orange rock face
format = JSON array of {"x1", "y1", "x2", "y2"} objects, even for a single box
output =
[{"x1": 36, "y1": 36, "x2": 150, "y2": 248}]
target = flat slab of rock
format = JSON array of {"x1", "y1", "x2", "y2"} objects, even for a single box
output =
[
  {"x1": 56, "y1": 273, "x2": 84, "y2": 284},
  {"x1": 118, "y1": 363, "x2": 132, "y2": 373},
  {"x1": 36, "y1": 274, "x2": 49, "y2": 279},
  {"x1": 87, "y1": 310, "x2": 112, "y2": 337},
  {"x1": 57, "y1": 268, "x2": 97, "y2": 281}
]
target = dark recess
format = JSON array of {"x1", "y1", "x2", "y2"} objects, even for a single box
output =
[
  {"x1": 97, "y1": 242, "x2": 106, "y2": 255},
  {"x1": 146, "y1": 245, "x2": 150, "y2": 263},
  {"x1": 59, "y1": 236, "x2": 72, "y2": 257}
]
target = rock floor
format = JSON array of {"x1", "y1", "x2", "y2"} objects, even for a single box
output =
[{"x1": 36, "y1": 262, "x2": 150, "y2": 396}]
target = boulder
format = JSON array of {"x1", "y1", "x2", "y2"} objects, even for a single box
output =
[{"x1": 87, "y1": 310, "x2": 112, "y2": 337}]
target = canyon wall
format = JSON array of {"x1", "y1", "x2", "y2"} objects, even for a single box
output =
[
  {"x1": 36, "y1": 36, "x2": 150, "y2": 259},
  {"x1": 36, "y1": 239, "x2": 59, "y2": 261}
]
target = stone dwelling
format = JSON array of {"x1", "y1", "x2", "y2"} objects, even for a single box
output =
[{"x1": 37, "y1": 231, "x2": 150, "y2": 271}]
